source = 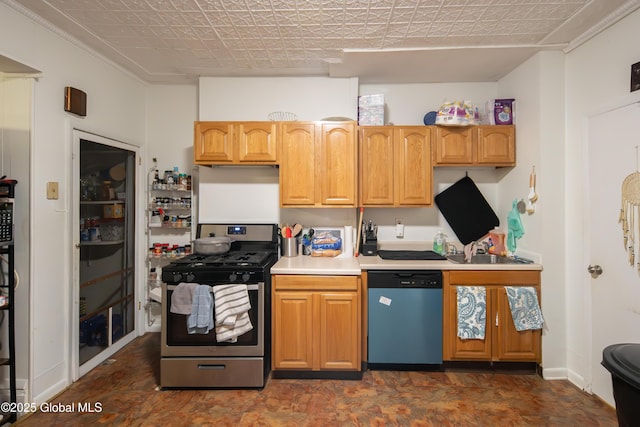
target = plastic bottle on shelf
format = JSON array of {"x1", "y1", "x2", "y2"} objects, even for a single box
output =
[
  {"x1": 101, "y1": 181, "x2": 116, "y2": 200},
  {"x1": 433, "y1": 231, "x2": 447, "y2": 255},
  {"x1": 172, "y1": 166, "x2": 180, "y2": 187}
]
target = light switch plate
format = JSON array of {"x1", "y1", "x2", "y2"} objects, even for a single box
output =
[
  {"x1": 47, "y1": 182, "x2": 59, "y2": 200},
  {"x1": 395, "y1": 218, "x2": 404, "y2": 238}
]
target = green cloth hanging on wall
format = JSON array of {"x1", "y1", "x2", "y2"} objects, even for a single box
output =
[{"x1": 507, "y1": 199, "x2": 525, "y2": 253}]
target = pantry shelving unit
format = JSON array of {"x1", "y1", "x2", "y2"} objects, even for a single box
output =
[
  {"x1": 0, "y1": 243, "x2": 16, "y2": 425},
  {"x1": 0, "y1": 180, "x2": 16, "y2": 424},
  {"x1": 145, "y1": 161, "x2": 195, "y2": 329}
]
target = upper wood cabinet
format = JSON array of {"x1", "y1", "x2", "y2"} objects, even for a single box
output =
[
  {"x1": 434, "y1": 125, "x2": 515, "y2": 167},
  {"x1": 194, "y1": 121, "x2": 278, "y2": 165},
  {"x1": 359, "y1": 126, "x2": 432, "y2": 207},
  {"x1": 279, "y1": 121, "x2": 357, "y2": 207}
]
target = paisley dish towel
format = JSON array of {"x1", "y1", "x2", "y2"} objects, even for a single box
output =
[
  {"x1": 505, "y1": 286, "x2": 544, "y2": 331},
  {"x1": 457, "y1": 286, "x2": 487, "y2": 339}
]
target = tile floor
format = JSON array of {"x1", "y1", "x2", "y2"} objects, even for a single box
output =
[{"x1": 15, "y1": 333, "x2": 617, "y2": 426}]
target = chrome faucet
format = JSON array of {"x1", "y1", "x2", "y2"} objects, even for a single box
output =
[
  {"x1": 475, "y1": 240, "x2": 489, "y2": 254},
  {"x1": 445, "y1": 242, "x2": 458, "y2": 255}
]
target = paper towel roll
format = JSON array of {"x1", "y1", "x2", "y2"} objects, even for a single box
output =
[{"x1": 341, "y1": 226, "x2": 354, "y2": 257}]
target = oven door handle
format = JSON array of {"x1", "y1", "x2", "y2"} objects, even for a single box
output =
[{"x1": 166, "y1": 283, "x2": 261, "y2": 291}]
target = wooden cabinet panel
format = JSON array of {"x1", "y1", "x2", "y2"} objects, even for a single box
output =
[
  {"x1": 494, "y1": 286, "x2": 541, "y2": 360},
  {"x1": 280, "y1": 121, "x2": 357, "y2": 207},
  {"x1": 443, "y1": 270, "x2": 541, "y2": 363},
  {"x1": 476, "y1": 125, "x2": 515, "y2": 166},
  {"x1": 433, "y1": 126, "x2": 474, "y2": 164},
  {"x1": 272, "y1": 292, "x2": 314, "y2": 370},
  {"x1": 395, "y1": 127, "x2": 432, "y2": 205},
  {"x1": 194, "y1": 121, "x2": 278, "y2": 165},
  {"x1": 237, "y1": 122, "x2": 278, "y2": 163},
  {"x1": 359, "y1": 126, "x2": 432, "y2": 206},
  {"x1": 433, "y1": 125, "x2": 516, "y2": 166},
  {"x1": 279, "y1": 122, "x2": 317, "y2": 206},
  {"x1": 319, "y1": 122, "x2": 357, "y2": 206},
  {"x1": 443, "y1": 283, "x2": 493, "y2": 360},
  {"x1": 272, "y1": 275, "x2": 361, "y2": 372},
  {"x1": 194, "y1": 122, "x2": 234, "y2": 163},
  {"x1": 359, "y1": 127, "x2": 395, "y2": 205},
  {"x1": 319, "y1": 293, "x2": 360, "y2": 370}
]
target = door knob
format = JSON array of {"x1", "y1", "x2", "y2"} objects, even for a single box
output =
[{"x1": 587, "y1": 264, "x2": 603, "y2": 277}]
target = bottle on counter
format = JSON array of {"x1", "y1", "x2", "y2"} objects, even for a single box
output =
[{"x1": 433, "y1": 231, "x2": 447, "y2": 255}]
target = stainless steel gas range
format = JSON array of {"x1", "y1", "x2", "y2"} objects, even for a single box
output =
[{"x1": 160, "y1": 223, "x2": 278, "y2": 389}]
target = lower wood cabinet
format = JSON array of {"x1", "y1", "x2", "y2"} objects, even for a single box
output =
[
  {"x1": 272, "y1": 275, "x2": 361, "y2": 372},
  {"x1": 443, "y1": 270, "x2": 541, "y2": 362}
]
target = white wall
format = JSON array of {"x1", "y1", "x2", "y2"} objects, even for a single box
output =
[
  {"x1": 360, "y1": 82, "x2": 497, "y2": 126},
  {"x1": 146, "y1": 85, "x2": 198, "y2": 176},
  {"x1": 197, "y1": 76, "x2": 359, "y2": 227},
  {"x1": 359, "y1": 82, "x2": 510, "y2": 243},
  {"x1": 498, "y1": 51, "x2": 568, "y2": 376},
  {"x1": 0, "y1": 2, "x2": 148, "y2": 403},
  {"x1": 565, "y1": 8, "x2": 640, "y2": 388},
  {"x1": 0, "y1": 75, "x2": 32, "y2": 394},
  {"x1": 199, "y1": 76, "x2": 359, "y2": 121}
]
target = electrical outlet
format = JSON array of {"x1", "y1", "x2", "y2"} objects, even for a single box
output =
[
  {"x1": 47, "y1": 181, "x2": 59, "y2": 200},
  {"x1": 395, "y1": 218, "x2": 404, "y2": 238}
]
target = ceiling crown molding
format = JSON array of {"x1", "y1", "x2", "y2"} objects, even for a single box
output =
[
  {"x1": 3, "y1": 0, "x2": 147, "y2": 84},
  {"x1": 564, "y1": 0, "x2": 640, "y2": 52}
]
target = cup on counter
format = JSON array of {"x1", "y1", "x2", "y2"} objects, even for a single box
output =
[{"x1": 282, "y1": 237, "x2": 298, "y2": 257}]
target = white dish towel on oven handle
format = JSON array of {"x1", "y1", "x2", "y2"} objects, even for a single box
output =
[{"x1": 212, "y1": 284, "x2": 253, "y2": 343}]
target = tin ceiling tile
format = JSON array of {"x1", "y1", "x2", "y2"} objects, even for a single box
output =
[{"x1": 9, "y1": 0, "x2": 631, "y2": 83}]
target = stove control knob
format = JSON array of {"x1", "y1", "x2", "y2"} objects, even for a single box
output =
[
  {"x1": 242, "y1": 273, "x2": 250, "y2": 282},
  {"x1": 186, "y1": 273, "x2": 195, "y2": 282},
  {"x1": 171, "y1": 273, "x2": 182, "y2": 282},
  {"x1": 229, "y1": 273, "x2": 237, "y2": 282}
]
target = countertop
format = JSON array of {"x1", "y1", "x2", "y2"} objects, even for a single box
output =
[{"x1": 271, "y1": 254, "x2": 542, "y2": 275}]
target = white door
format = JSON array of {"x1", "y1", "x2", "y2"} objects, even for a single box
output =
[{"x1": 587, "y1": 102, "x2": 640, "y2": 405}]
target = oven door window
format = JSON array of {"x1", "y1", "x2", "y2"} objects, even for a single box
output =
[{"x1": 166, "y1": 287, "x2": 259, "y2": 346}]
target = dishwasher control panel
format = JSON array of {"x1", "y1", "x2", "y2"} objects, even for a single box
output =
[{"x1": 368, "y1": 270, "x2": 443, "y2": 289}]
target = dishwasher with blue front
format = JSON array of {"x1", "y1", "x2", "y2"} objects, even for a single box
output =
[{"x1": 367, "y1": 270, "x2": 443, "y2": 368}]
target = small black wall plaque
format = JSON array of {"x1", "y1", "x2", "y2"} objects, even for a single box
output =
[{"x1": 631, "y1": 61, "x2": 640, "y2": 93}]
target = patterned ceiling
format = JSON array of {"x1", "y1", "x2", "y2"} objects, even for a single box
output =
[{"x1": 7, "y1": 0, "x2": 640, "y2": 83}]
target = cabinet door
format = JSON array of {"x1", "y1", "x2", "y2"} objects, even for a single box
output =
[
  {"x1": 237, "y1": 122, "x2": 278, "y2": 163},
  {"x1": 433, "y1": 126, "x2": 474, "y2": 165},
  {"x1": 443, "y1": 283, "x2": 493, "y2": 361},
  {"x1": 395, "y1": 127, "x2": 432, "y2": 205},
  {"x1": 359, "y1": 127, "x2": 395, "y2": 206},
  {"x1": 494, "y1": 286, "x2": 541, "y2": 361},
  {"x1": 476, "y1": 125, "x2": 515, "y2": 166},
  {"x1": 279, "y1": 122, "x2": 317, "y2": 206},
  {"x1": 194, "y1": 122, "x2": 235, "y2": 163},
  {"x1": 318, "y1": 292, "x2": 360, "y2": 370},
  {"x1": 272, "y1": 291, "x2": 314, "y2": 369},
  {"x1": 319, "y1": 122, "x2": 357, "y2": 206}
]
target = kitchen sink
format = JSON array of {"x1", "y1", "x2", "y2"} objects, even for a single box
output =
[{"x1": 446, "y1": 253, "x2": 527, "y2": 264}]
